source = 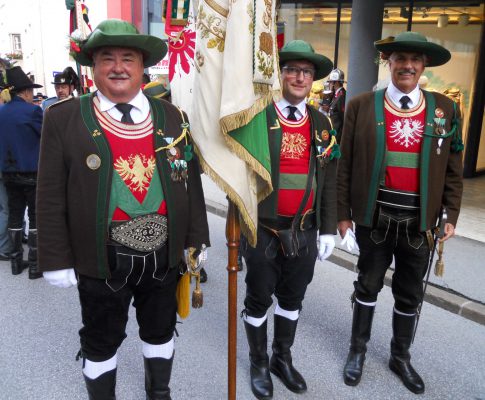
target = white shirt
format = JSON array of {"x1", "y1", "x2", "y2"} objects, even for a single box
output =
[
  {"x1": 96, "y1": 89, "x2": 150, "y2": 123},
  {"x1": 386, "y1": 81, "x2": 421, "y2": 109},
  {"x1": 275, "y1": 98, "x2": 307, "y2": 121}
]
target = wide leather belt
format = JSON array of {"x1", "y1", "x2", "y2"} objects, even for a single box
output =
[
  {"x1": 376, "y1": 187, "x2": 420, "y2": 210},
  {"x1": 110, "y1": 213, "x2": 168, "y2": 252},
  {"x1": 259, "y1": 209, "x2": 316, "y2": 232}
]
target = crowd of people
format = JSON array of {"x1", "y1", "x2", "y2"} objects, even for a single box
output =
[{"x1": 0, "y1": 17, "x2": 464, "y2": 400}]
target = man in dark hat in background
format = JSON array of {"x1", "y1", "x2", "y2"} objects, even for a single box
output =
[
  {"x1": 42, "y1": 66, "x2": 79, "y2": 110},
  {"x1": 33, "y1": 92, "x2": 48, "y2": 107},
  {"x1": 37, "y1": 19, "x2": 210, "y2": 399},
  {"x1": 337, "y1": 31, "x2": 464, "y2": 394},
  {"x1": 240, "y1": 40, "x2": 339, "y2": 399},
  {"x1": 327, "y1": 68, "x2": 346, "y2": 142},
  {"x1": 0, "y1": 66, "x2": 43, "y2": 279}
]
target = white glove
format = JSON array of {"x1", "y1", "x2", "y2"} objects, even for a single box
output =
[
  {"x1": 43, "y1": 268, "x2": 77, "y2": 288},
  {"x1": 317, "y1": 234, "x2": 335, "y2": 261},
  {"x1": 197, "y1": 248, "x2": 208, "y2": 267},
  {"x1": 341, "y1": 229, "x2": 359, "y2": 252}
]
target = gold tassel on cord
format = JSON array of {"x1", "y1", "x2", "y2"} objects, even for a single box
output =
[
  {"x1": 192, "y1": 272, "x2": 203, "y2": 308},
  {"x1": 187, "y1": 247, "x2": 203, "y2": 309},
  {"x1": 176, "y1": 271, "x2": 191, "y2": 319},
  {"x1": 434, "y1": 240, "x2": 445, "y2": 277}
]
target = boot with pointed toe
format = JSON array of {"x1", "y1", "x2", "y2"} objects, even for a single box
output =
[
  {"x1": 389, "y1": 311, "x2": 425, "y2": 394},
  {"x1": 269, "y1": 315, "x2": 306, "y2": 393},
  {"x1": 244, "y1": 319, "x2": 273, "y2": 399},
  {"x1": 343, "y1": 301, "x2": 375, "y2": 386}
]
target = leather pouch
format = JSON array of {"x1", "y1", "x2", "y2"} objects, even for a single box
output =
[{"x1": 274, "y1": 228, "x2": 308, "y2": 259}]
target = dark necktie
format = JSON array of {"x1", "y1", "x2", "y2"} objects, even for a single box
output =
[
  {"x1": 399, "y1": 95, "x2": 411, "y2": 110},
  {"x1": 287, "y1": 106, "x2": 298, "y2": 121},
  {"x1": 115, "y1": 103, "x2": 134, "y2": 124}
]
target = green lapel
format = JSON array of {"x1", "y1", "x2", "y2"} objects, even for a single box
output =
[
  {"x1": 80, "y1": 93, "x2": 113, "y2": 278},
  {"x1": 147, "y1": 97, "x2": 177, "y2": 264},
  {"x1": 419, "y1": 90, "x2": 436, "y2": 231},
  {"x1": 366, "y1": 89, "x2": 387, "y2": 226}
]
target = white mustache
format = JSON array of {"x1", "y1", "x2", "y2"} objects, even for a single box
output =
[{"x1": 108, "y1": 73, "x2": 129, "y2": 79}]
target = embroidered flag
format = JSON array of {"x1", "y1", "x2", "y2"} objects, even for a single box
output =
[{"x1": 190, "y1": 0, "x2": 280, "y2": 245}]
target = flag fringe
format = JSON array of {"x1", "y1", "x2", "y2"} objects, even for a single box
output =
[
  {"x1": 194, "y1": 145, "x2": 259, "y2": 247},
  {"x1": 219, "y1": 88, "x2": 279, "y2": 201}
]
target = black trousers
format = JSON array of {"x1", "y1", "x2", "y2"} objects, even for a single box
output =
[
  {"x1": 242, "y1": 225, "x2": 318, "y2": 318},
  {"x1": 354, "y1": 206, "x2": 430, "y2": 314},
  {"x1": 77, "y1": 244, "x2": 179, "y2": 362},
  {"x1": 3, "y1": 172, "x2": 37, "y2": 229}
]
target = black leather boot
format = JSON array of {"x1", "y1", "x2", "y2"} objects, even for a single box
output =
[
  {"x1": 269, "y1": 315, "x2": 306, "y2": 393},
  {"x1": 8, "y1": 229, "x2": 24, "y2": 275},
  {"x1": 343, "y1": 300, "x2": 375, "y2": 386},
  {"x1": 144, "y1": 355, "x2": 173, "y2": 400},
  {"x1": 244, "y1": 319, "x2": 273, "y2": 399},
  {"x1": 389, "y1": 311, "x2": 425, "y2": 394},
  {"x1": 83, "y1": 369, "x2": 117, "y2": 400},
  {"x1": 27, "y1": 229, "x2": 42, "y2": 279}
]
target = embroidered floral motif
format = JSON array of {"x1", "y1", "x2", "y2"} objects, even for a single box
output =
[
  {"x1": 281, "y1": 132, "x2": 307, "y2": 159},
  {"x1": 389, "y1": 118, "x2": 424, "y2": 148},
  {"x1": 114, "y1": 154, "x2": 155, "y2": 193},
  {"x1": 197, "y1": 7, "x2": 226, "y2": 53}
]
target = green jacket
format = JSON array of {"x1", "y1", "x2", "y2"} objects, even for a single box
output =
[
  {"x1": 37, "y1": 94, "x2": 210, "y2": 279},
  {"x1": 337, "y1": 89, "x2": 463, "y2": 231},
  {"x1": 258, "y1": 103, "x2": 338, "y2": 235}
]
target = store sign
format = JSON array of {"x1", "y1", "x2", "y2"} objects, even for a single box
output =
[{"x1": 148, "y1": 52, "x2": 169, "y2": 75}]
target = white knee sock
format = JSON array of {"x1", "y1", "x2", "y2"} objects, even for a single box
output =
[
  {"x1": 83, "y1": 354, "x2": 117, "y2": 380},
  {"x1": 243, "y1": 313, "x2": 267, "y2": 327},
  {"x1": 274, "y1": 304, "x2": 299, "y2": 321},
  {"x1": 356, "y1": 298, "x2": 377, "y2": 307},
  {"x1": 142, "y1": 337, "x2": 174, "y2": 359}
]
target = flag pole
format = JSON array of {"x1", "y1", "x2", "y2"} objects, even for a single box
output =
[{"x1": 225, "y1": 200, "x2": 240, "y2": 400}]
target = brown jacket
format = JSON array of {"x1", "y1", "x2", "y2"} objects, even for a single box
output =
[
  {"x1": 37, "y1": 94, "x2": 210, "y2": 278},
  {"x1": 337, "y1": 89, "x2": 463, "y2": 230}
]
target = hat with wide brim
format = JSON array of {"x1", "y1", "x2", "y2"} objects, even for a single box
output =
[
  {"x1": 6, "y1": 66, "x2": 42, "y2": 91},
  {"x1": 279, "y1": 40, "x2": 333, "y2": 80},
  {"x1": 73, "y1": 19, "x2": 167, "y2": 68},
  {"x1": 374, "y1": 31, "x2": 451, "y2": 67},
  {"x1": 143, "y1": 81, "x2": 171, "y2": 99}
]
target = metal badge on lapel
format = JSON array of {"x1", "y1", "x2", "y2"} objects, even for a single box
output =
[
  {"x1": 433, "y1": 111, "x2": 447, "y2": 155},
  {"x1": 165, "y1": 138, "x2": 188, "y2": 182},
  {"x1": 86, "y1": 154, "x2": 101, "y2": 170}
]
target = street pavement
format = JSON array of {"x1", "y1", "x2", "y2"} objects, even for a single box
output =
[{"x1": 1, "y1": 212, "x2": 485, "y2": 400}]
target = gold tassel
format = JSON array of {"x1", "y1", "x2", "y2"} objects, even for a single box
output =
[
  {"x1": 176, "y1": 271, "x2": 191, "y2": 319},
  {"x1": 192, "y1": 272, "x2": 203, "y2": 308},
  {"x1": 434, "y1": 240, "x2": 445, "y2": 277},
  {"x1": 186, "y1": 247, "x2": 204, "y2": 309}
]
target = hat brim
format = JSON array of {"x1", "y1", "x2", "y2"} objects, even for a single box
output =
[
  {"x1": 279, "y1": 52, "x2": 333, "y2": 80},
  {"x1": 15, "y1": 83, "x2": 43, "y2": 91},
  {"x1": 74, "y1": 32, "x2": 167, "y2": 68},
  {"x1": 375, "y1": 40, "x2": 451, "y2": 67}
]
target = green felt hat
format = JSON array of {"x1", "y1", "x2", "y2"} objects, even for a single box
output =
[
  {"x1": 279, "y1": 40, "x2": 333, "y2": 80},
  {"x1": 374, "y1": 31, "x2": 451, "y2": 67},
  {"x1": 143, "y1": 81, "x2": 171, "y2": 99},
  {"x1": 73, "y1": 19, "x2": 167, "y2": 68}
]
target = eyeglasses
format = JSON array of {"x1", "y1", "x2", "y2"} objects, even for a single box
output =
[{"x1": 282, "y1": 66, "x2": 315, "y2": 79}]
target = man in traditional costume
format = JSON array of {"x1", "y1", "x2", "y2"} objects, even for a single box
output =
[
  {"x1": 42, "y1": 66, "x2": 79, "y2": 110},
  {"x1": 327, "y1": 68, "x2": 346, "y2": 142},
  {"x1": 337, "y1": 32, "x2": 464, "y2": 394},
  {"x1": 37, "y1": 19, "x2": 210, "y2": 400},
  {"x1": 240, "y1": 40, "x2": 339, "y2": 399},
  {"x1": 0, "y1": 66, "x2": 43, "y2": 279}
]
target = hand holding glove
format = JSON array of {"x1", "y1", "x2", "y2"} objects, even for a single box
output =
[
  {"x1": 317, "y1": 234, "x2": 335, "y2": 261},
  {"x1": 341, "y1": 229, "x2": 359, "y2": 252},
  {"x1": 43, "y1": 268, "x2": 77, "y2": 288}
]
